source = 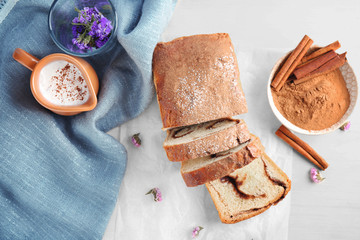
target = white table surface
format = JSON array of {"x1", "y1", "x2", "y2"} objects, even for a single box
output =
[{"x1": 105, "y1": 0, "x2": 360, "y2": 239}]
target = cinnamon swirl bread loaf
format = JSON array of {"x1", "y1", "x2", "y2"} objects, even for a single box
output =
[{"x1": 152, "y1": 33, "x2": 291, "y2": 224}]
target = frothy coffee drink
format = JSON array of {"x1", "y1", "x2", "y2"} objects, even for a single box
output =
[{"x1": 39, "y1": 60, "x2": 89, "y2": 106}]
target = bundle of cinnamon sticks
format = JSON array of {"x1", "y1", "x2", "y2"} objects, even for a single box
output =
[
  {"x1": 276, "y1": 125, "x2": 329, "y2": 170},
  {"x1": 271, "y1": 35, "x2": 347, "y2": 91}
]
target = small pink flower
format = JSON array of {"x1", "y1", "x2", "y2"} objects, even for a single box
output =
[
  {"x1": 146, "y1": 188, "x2": 162, "y2": 202},
  {"x1": 340, "y1": 121, "x2": 351, "y2": 131},
  {"x1": 192, "y1": 226, "x2": 203, "y2": 238},
  {"x1": 131, "y1": 133, "x2": 141, "y2": 147},
  {"x1": 310, "y1": 168, "x2": 325, "y2": 183}
]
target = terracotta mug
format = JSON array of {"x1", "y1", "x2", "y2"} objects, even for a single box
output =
[{"x1": 13, "y1": 48, "x2": 99, "y2": 116}]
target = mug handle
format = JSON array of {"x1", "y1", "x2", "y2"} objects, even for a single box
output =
[{"x1": 13, "y1": 48, "x2": 39, "y2": 71}]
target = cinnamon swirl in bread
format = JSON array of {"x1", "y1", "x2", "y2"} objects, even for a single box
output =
[
  {"x1": 206, "y1": 153, "x2": 291, "y2": 223},
  {"x1": 164, "y1": 118, "x2": 250, "y2": 162},
  {"x1": 180, "y1": 135, "x2": 263, "y2": 187}
]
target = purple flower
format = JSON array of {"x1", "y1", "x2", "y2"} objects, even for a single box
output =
[
  {"x1": 146, "y1": 188, "x2": 162, "y2": 202},
  {"x1": 131, "y1": 133, "x2": 141, "y2": 147},
  {"x1": 95, "y1": 39, "x2": 105, "y2": 48},
  {"x1": 94, "y1": 6, "x2": 100, "y2": 14},
  {"x1": 89, "y1": 23, "x2": 97, "y2": 36},
  {"x1": 71, "y1": 6, "x2": 113, "y2": 50},
  {"x1": 93, "y1": 17, "x2": 112, "y2": 40},
  {"x1": 340, "y1": 121, "x2": 351, "y2": 131},
  {"x1": 72, "y1": 25, "x2": 84, "y2": 37},
  {"x1": 192, "y1": 226, "x2": 204, "y2": 238},
  {"x1": 310, "y1": 168, "x2": 325, "y2": 183}
]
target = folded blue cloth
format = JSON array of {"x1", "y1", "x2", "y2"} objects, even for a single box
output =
[{"x1": 0, "y1": 0, "x2": 176, "y2": 239}]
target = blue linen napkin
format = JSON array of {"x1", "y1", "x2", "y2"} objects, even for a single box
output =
[{"x1": 0, "y1": 0, "x2": 176, "y2": 239}]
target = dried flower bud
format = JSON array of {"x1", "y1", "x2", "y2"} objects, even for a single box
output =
[
  {"x1": 340, "y1": 121, "x2": 351, "y2": 131},
  {"x1": 192, "y1": 226, "x2": 204, "y2": 238},
  {"x1": 131, "y1": 133, "x2": 141, "y2": 147},
  {"x1": 146, "y1": 188, "x2": 162, "y2": 202},
  {"x1": 310, "y1": 168, "x2": 325, "y2": 183}
]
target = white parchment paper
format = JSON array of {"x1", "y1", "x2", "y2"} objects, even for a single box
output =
[{"x1": 103, "y1": 49, "x2": 293, "y2": 240}]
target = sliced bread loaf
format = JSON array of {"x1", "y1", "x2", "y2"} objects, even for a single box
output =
[
  {"x1": 180, "y1": 135, "x2": 263, "y2": 187},
  {"x1": 205, "y1": 153, "x2": 291, "y2": 224},
  {"x1": 163, "y1": 118, "x2": 250, "y2": 162}
]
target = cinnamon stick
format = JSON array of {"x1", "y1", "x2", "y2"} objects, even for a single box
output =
[
  {"x1": 271, "y1": 35, "x2": 313, "y2": 91},
  {"x1": 276, "y1": 39, "x2": 313, "y2": 91},
  {"x1": 275, "y1": 39, "x2": 313, "y2": 92},
  {"x1": 275, "y1": 130, "x2": 324, "y2": 169},
  {"x1": 293, "y1": 50, "x2": 337, "y2": 79},
  {"x1": 301, "y1": 40, "x2": 341, "y2": 63},
  {"x1": 275, "y1": 125, "x2": 329, "y2": 170},
  {"x1": 294, "y1": 52, "x2": 346, "y2": 85}
]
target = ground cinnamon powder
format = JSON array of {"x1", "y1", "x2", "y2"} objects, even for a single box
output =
[{"x1": 272, "y1": 69, "x2": 350, "y2": 130}]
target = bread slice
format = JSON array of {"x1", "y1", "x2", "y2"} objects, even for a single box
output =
[
  {"x1": 164, "y1": 118, "x2": 250, "y2": 162},
  {"x1": 153, "y1": 33, "x2": 248, "y2": 130},
  {"x1": 180, "y1": 135, "x2": 262, "y2": 187},
  {"x1": 205, "y1": 153, "x2": 291, "y2": 224}
]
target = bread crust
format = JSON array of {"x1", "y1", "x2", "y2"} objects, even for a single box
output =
[
  {"x1": 205, "y1": 153, "x2": 291, "y2": 224},
  {"x1": 164, "y1": 119, "x2": 250, "y2": 162},
  {"x1": 181, "y1": 137, "x2": 262, "y2": 187},
  {"x1": 153, "y1": 33, "x2": 247, "y2": 129}
]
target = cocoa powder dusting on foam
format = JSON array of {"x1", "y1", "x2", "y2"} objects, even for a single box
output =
[
  {"x1": 49, "y1": 63, "x2": 88, "y2": 105},
  {"x1": 272, "y1": 69, "x2": 350, "y2": 130}
]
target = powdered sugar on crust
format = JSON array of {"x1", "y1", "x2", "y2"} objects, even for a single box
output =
[{"x1": 177, "y1": 68, "x2": 207, "y2": 112}]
